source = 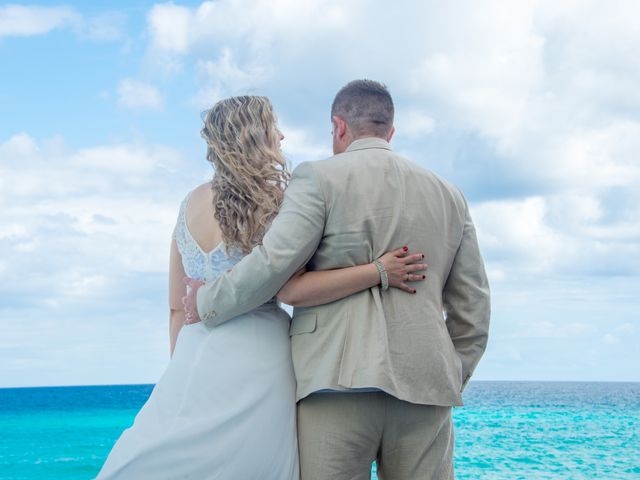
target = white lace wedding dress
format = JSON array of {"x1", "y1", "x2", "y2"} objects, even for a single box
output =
[{"x1": 97, "y1": 192, "x2": 300, "y2": 479}]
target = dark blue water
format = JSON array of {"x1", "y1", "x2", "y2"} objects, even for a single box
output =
[{"x1": 1, "y1": 382, "x2": 638, "y2": 479}]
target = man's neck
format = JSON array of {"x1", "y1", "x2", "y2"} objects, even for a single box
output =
[
  {"x1": 344, "y1": 137, "x2": 393, "y2": 153},
  {"x1": 345, "y1": 135, "x2": 389, "y2": 149},
  {"x1": 351, "y1": 134, "x2": 388, "y2": 143}
]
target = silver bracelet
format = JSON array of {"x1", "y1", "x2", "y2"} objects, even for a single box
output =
[{"x1": 373, "y1": 259, "x2": 389, "y2": 291}]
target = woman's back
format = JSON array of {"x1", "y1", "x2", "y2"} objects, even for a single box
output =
[
  {"x1": 173, "y1": 183, "x2": 244, "y2": 282},
  {"x1": 184, "y1": 183, "x2": 221, "y2": 252}
]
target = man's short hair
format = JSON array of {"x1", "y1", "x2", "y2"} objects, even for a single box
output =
[{"x1": 331, "y1": 79, "x2": 394, "y2": 137}]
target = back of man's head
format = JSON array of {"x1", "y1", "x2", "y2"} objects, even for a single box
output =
[{"x1": 331, "y1": 79, "x2": 394, "y2": 138}]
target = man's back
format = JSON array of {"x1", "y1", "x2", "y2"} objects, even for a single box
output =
[{"x1": 289, "y1": 137, "x2": 489, "y2": 406}]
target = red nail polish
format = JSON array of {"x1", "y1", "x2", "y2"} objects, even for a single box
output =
[
  {"x1": 422, "y1": 275, "x2": 426, "y2": 279},
  {"x1": 421, "y1": 254, "x2": 425, "y2": 259},
  {"x1": 412, "y1": 289, "x2": 417, "y2": 294},
  {"x1": 403, "y1": 246, "x2": 409, "y2": 251}
]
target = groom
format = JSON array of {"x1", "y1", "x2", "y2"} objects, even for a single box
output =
[{"x1": 185, "y1": 79, "x2": 490, "y2": 479}]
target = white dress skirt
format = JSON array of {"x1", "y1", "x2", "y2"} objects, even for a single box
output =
[
  {"x1": 97, "y1": 191, "x2": 299, "y2": 479},
  {"x1": 97, "y1": 304, "x2": 299, "y2": 480}
]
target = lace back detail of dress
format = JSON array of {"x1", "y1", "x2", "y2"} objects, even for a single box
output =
[{"x1": 173, "y1": 191, "x2": 244, "y2": 282}]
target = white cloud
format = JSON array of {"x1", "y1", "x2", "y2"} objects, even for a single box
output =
[
  {"x1": 0, "y1": 132, "x2": 202, "y2": 387},
  {"x1": 72, "y1": 143, "x2": 169, "y2": 174},
  {"x1": 554, "y1": 121, "x2": 640, "y2": 190},
  {"x1": 147, "y1": 0, "x2": 350, "y2": 56},
  {"x1": 82, "y1": 11, "x2": 127, "y2": 41},
  {"x1": 147, "y1": 2, "x2": 192, "y2": 54},
  {"x1": 0, "y1": 4, "x2": 80, "y2": 37},
  {"x1": 395, "y1": 109, "x2": 435, "y2": 139},
  {"x1": 406, "y1": 2, "x2": 546, "y2": 149},
  {"x1": 117, "y1": 78, "x2": 164, "y2": 111},
  {"x1": 0, "y1": 133, "x2": 193, "y2": 295},
  {"x1": 141, "y1": 0, "x2": 639, "y2": 184},
  {"x1": 602, "y1": 333, "x2": 620, "y2": 345},
  {"x1": 472, "y1": 197, "x2": 565, "y2": 274},
  {"x1": 473, "y1": 188, "x2": 640, "y2": 278},
  {"x1": 278, "y1": 122, "x2": 331, "y2": 165},
  {"x1": 0, "y1": 5, "x2": 126, "y2": 41},
  {"x1": 511, "y1": 320, "x2": 596, "y2": 339},
  {"x1": 191, "y1": 49, "x2": 273, "y2": 108},
  {"x1": 614, "y1": 323, "x2": 637, "y2": 335}
]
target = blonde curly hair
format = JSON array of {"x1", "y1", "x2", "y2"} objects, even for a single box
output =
[{"x1": 201, "y1": 96, "x2": 290, "y2": 254}]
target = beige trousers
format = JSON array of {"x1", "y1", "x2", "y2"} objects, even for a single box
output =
[{"x1": 297, "y1": 392, "x2": 454, "y2": 480}]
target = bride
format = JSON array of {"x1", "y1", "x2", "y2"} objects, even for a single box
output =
[{"x1": 97, "y1": 96, "x2": 425, "y2": 479}]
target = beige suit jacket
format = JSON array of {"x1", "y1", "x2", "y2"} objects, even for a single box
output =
[{"x1": 197, "y1": 137, "x2": 490, "y2": 406}]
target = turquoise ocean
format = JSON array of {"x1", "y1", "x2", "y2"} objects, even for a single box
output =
[{"x1": 1, "y1": 382, "x2": 638, "y2": 479}]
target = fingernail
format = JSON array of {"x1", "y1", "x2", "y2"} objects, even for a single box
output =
[
  {"x1": 422, "y1": 275, "x2": 426, "y2": 279},
  {"x1": 421, "y1": 254, "x2": 425, "y2": 258},
  {"x1": 403, "y1": 246, "x2": 409, "y2": 251},
  {"x1": 412, "y1": 289, "x2": 417, "y2": 294}
]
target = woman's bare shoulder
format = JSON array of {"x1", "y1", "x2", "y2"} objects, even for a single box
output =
[
  {"x1": 188, "y1": 182, "x2": 213, "y2": 206},
  {"x1": 192, "y1": 182, "x2": 211, "y2": 197}
]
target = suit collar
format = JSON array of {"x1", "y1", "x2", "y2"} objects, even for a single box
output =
[{"x1": 345, "y1": 137, "x2": 392, "y2": 153}]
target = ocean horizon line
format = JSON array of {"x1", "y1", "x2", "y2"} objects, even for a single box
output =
[{"x1": 1, "y1": 379, "x2": 639, "y2": 390}]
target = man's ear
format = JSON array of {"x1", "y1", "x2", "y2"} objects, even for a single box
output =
[
  {"x1": 332, "y1": 115, "x2": 347, "y2": 139},
  {"x1": 387, "y1": 126, "x2": 395, "y2": 142}
]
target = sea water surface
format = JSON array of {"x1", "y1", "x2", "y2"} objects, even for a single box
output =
[{"x1": 0, "y1": 382, "x2": 638, "y2": 479}]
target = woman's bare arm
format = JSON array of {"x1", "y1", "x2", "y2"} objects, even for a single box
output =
[
  {"x1": 277, "y1": 247, "x2": 427, "y2": 307},
  {"x1": 168, "y1": 239, "x2": 187, "y2": 356}
]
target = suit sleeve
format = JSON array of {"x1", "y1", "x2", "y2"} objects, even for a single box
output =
[
  {"x1": 196, "y1": 161, "x2": 326, "y2": 328},
  {"x1": 443, "y1": 194, "x2": 491, "y2": 391}
]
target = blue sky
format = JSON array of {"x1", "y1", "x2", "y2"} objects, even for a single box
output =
[{"x1": 1, "y1": 1, "x2": 638, "y2": 387}]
